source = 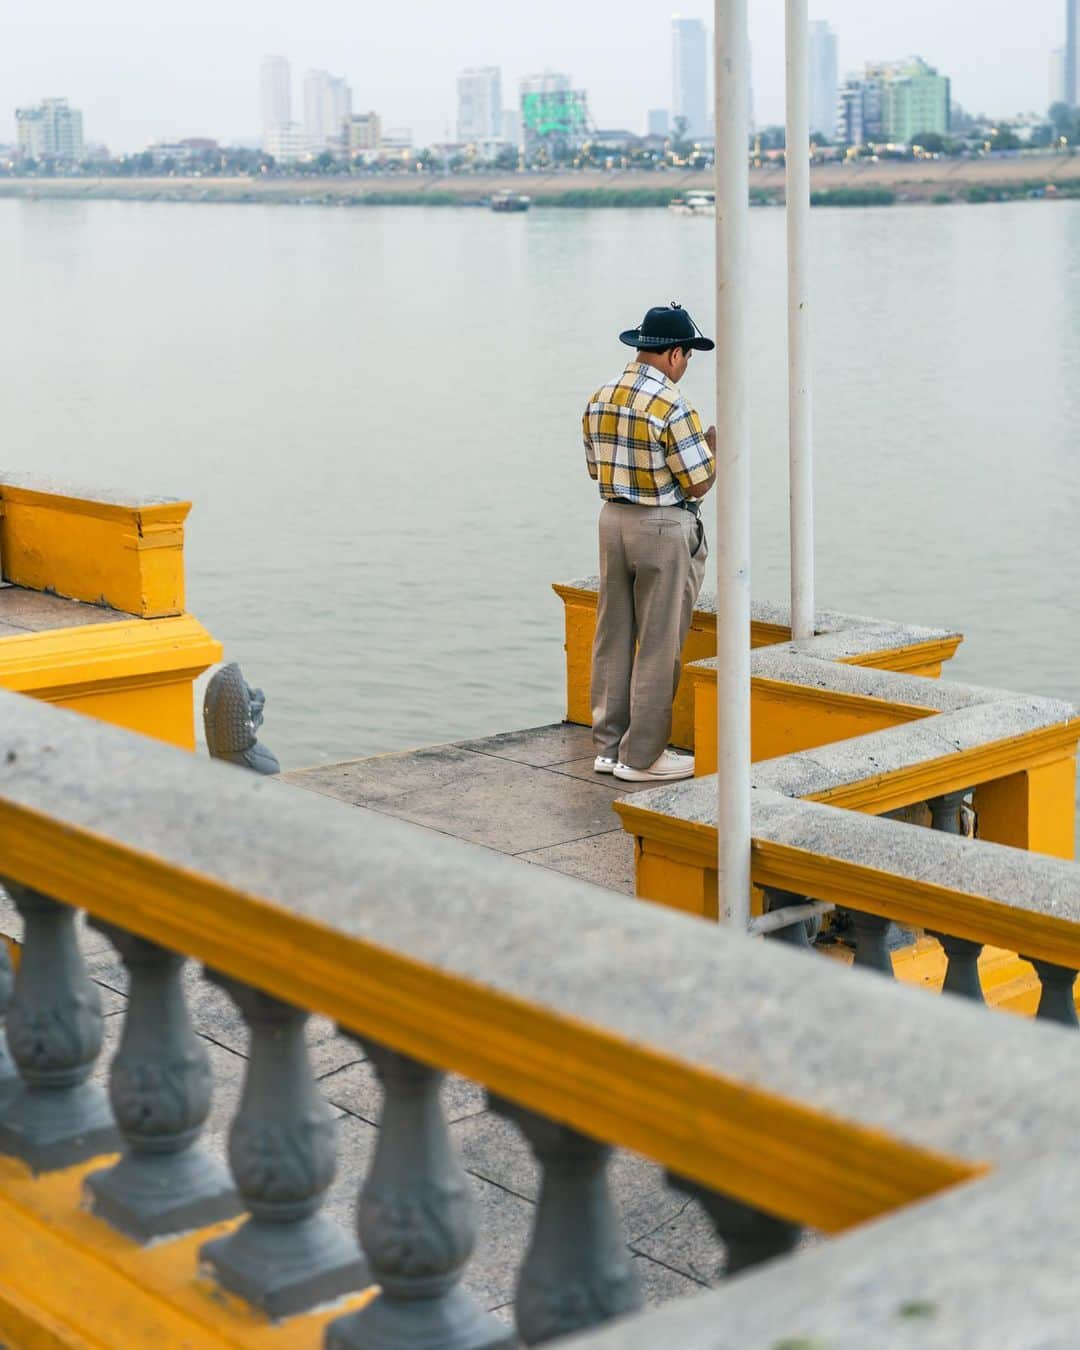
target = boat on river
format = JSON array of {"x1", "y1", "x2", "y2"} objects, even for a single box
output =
[
  {"x1": 669, "y1": 190, "x2": 716, "y2": 216},
  {"x1": 491, "y1": 191, "x2": 530, "y2": 213}
]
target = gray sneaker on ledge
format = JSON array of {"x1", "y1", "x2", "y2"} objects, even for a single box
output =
[
  {"x1": 613, "y1": 750, "x2": 695, "y2": 782},
  {"x1": 593, "y1": 756, "x2": 618, "y2": 774}
]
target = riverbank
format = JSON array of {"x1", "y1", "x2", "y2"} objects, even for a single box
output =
[{"x1": 2, "y1": 153, "x2": 1079, "y2": 209}]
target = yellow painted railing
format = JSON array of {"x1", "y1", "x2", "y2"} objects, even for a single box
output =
[{"x1": 3, "y1": 692, "x2": 1080, "y2": 1345}]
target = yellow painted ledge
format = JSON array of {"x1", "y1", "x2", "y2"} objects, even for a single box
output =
[
  {"x1": 0, "y1": 484, "x2": 190, "y2": 619},
  {"x1": 0, "y1": 1155, "x2": 376, "y2": 1348},
  {"x1": 0, "y1": 616, "x2": 222, "y2": 750}
]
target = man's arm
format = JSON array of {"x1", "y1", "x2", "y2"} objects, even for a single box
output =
[
  {"x1": 685, "y1": 424, "x2": 717, "y2": 498},
  {"x1": 582, "y1": 407, "x2": 598, "y2": 481},
  {"x1": 663, "y1": 404, "x2": 716, "y2": 500}
]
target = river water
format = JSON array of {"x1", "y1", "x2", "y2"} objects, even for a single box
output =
[{"x1": 2, "y1": 198, "x2": 1079, "y2": 775}]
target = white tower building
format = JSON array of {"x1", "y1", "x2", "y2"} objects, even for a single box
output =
[
  {"x1": 808, "y1": 21, "x2": 838, "y2": 139},
  {"x1": 304, "y1": 70, "x2": 353, "y2": 153},
  {"x1": 260, "y1": 56, "x2": 291, "y2": 151},
  {"x1": 671, "y1": 15, "x2": 708, "y2": 138},
  {"x1": 457, "y1": 68, "x2": 502, "y2": 142}
]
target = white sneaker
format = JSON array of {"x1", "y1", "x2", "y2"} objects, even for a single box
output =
[
  {"x1": 613, "y1": 750, "x2": 695, "y2": 782},
  {"x1": 593, "y1": 756, "x2": 618, "y2": 774}
]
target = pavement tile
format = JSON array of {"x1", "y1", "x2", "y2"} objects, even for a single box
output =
[
  {"x1": 320, "y1": 1111, "x2": 379, "y2": 1233},
  {"x1": 518, "y1": 831, "x2": 636, "y2": 895},
  {"x1": 282, "y1": 745, "x2": 493, "y2": 808},
  {"x1": 373, "y1": 756, "x2": 624, "y2": 855},
  {"x1": 461, "y1": 1172, "x2": 537, "y2": 1312},
  {"x1": 321, "y1": 1059, "x2": 486, "y2": 1125},
  {"x1": 630, "y1": 1196, "x2": 726, "y2": 1285},
  {"x1": 0, "y1": 587, "x2": 128, "y2": 632},
  {"x1": 451, "y1": 1113, "x2": 686, "y2": 1243},
  {"x1": 631, "y1": 1251, "x2": 709, "y2": 1303},
  {"x1": 546, "y1": 758, "x2": 679, "y2": 791},
  {"x1": 454, "y1": 723, "x2": 596, "y2": 768}
]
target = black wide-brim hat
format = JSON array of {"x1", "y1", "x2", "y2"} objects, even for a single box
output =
[{"x1": 620, "y1": 301, "x2": 715, "y2": 352}]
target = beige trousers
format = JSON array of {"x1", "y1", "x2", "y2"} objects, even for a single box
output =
[{"x1": 590, "y1": 502, "x2": 708, "y2": 769}]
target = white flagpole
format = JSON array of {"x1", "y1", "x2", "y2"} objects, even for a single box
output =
[
  {"x1": 786, "y1": 0, "x2": 815, "y2": 641},
  {"x1": 714, "y1": 0, "x2": 752, "y2": 927}
]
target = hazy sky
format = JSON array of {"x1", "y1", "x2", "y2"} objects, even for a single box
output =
[{"x1": 2, "y1": 0, "x2": 1065, "y2": 151}]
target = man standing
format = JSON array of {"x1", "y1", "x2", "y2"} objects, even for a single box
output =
[{"x1": 583, "y1": 302, "x2": 716, "y2": 783}]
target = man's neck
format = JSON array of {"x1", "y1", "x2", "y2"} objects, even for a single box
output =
[{"x1": 633, "y1": 353, "x2": 675, "y2": 382}]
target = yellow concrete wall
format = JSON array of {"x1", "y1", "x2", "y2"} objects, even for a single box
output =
[
  {"x1": 1, "y1": 483, "x2": 189, "y2": 619},
  {"x1": 0, "y1": 483, "x2": 221, "y2": 751}
]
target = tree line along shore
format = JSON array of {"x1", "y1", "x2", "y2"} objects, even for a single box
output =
[{"x1": 3, "y1": 156, "x2": 1078, "y2": 209}]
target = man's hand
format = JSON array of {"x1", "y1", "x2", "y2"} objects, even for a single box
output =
[{"x1": 705, "y1": 424, "x2": 717, "y2": 455}]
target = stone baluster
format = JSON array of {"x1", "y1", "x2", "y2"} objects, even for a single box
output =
[
  {"x1": 847, "y1": 910, "x2": 893, "y2": 975},
  {"x1": 83, "y1": 923, "x2": 239, "y2": 1240},
  {"x1": 198, "y1": 973, "x2": 366, "y2": 1318},
  {"x1": 761, "y1": 888, "x2": 815, "y2": 950},
  {"x1": 0, "y1": 882, "x2": 118, "y2": 1171},
  {"x1": 489, "y1": 1095, "x2": 642, "y2": 1346},
  {"x1": 0, "y1": 938, "x2": 18, "y2": 1108},
  {"x1": 937, "y1": 934, "x2": 985, "y2": 1002},
  {"x1": 667, "y1": 1175, "x2": 801, "y2": 1275},
  {"x1": 928, "y1": 792, "x2": 984, "y2": 1003},
  {"x1": 326, "y1": 1040, "x2": 512, "y2": 1350},
  {"x1": 1026, "y1": 960, "x2": 1079, "y2": 1027}
]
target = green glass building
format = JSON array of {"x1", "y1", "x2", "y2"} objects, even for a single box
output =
[{"x1": 881, "y1": 59, "x2": 951, "y2": 143}]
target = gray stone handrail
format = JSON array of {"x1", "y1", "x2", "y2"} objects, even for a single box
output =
[{"x1": 0, "y1": 689, "x2": 1078, "y2": 1221}]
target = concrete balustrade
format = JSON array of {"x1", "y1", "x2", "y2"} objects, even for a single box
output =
[{"x1": 2, "y1": 694, "x2": 1080, "y2": 1343}]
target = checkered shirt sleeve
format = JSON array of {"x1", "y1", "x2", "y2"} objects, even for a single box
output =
[{"x1": 661, "y1": 398, "x2": 714, "y2": 496}]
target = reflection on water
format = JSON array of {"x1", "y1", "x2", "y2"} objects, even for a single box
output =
[{"x1": 2, "y1": 199, "x2": 1078, "y2": 783}]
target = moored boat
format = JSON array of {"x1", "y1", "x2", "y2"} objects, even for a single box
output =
[
  {"x1": 669, "y1": 190, "x2": 716, "y2": 216},
  {"x1": 491, "y1": 190, "x2": 530, "y2": 213}
]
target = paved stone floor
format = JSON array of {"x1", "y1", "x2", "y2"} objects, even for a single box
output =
[{"x1": 0, "y1": 724, "x2": 728, "y2": 1322}]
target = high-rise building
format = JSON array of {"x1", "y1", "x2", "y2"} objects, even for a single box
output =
[
  {"x1": 647, "y1": 108, "x2": 670, "y2": 137},
  {"x1": 672, "y1": 16, "x2": 708, "y2": 138},
  {"x1": 457, "y1": 68, "x2": 502, "y2": 142},
  {"x1": 15, "y1": 98, "x2": 84, "y2": 161},
  {"x1": 520, "y1": 72, "x2": 588, "y2": 156},
  {"x1": 261, "y1": 55, "x2": 291, "y2": 151},
  {"x1": 304, "y1": 70, "x2": 353, "y2": 153},
  {"x1": 265, "y1": 123, "x2": 308, "y2": 164},
  {"x1": 808, "y1": 21, "x2": 838, "y2": 139},
  {"x1": 345, "y1": 113, "x2": 382, "y2": 158},
  {"x1": 836, "y1": 58, "x2": 950, "y2": 147},
  {"x1": 835, "y1": 77, "x2": 864, "y2": 147},
  {"x1": 1066, "y1": 0, "x2": 1080, "y2": 106},
  {"x1": 880, "y1": 58, "x2": 950, "y2": 143}
]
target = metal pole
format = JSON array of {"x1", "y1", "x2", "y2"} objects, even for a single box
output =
[
  {"x1": 715, "y1": 0, "x2": 751, "y2": 928},
  {"x1": 785, "y1": 0, "x2": 815, "y2": 641}
]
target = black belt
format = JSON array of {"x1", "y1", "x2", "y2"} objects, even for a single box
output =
[{"x1": 609, "y1": 497, "x2": 700, "y2": 518}]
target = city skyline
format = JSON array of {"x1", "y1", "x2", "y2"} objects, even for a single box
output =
[{"x1": 2, "y1": 0, "x2": 1066, "y2": 152}]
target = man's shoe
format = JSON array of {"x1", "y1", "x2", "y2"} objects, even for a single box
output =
[
  {"x1": 593, "y1": 756, "x2": 618, "y2": 774},
  {"x1": 613, "y1": 750, "x2": 695, "y2": 782}
]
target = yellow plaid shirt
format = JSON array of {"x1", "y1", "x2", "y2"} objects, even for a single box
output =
[{"x1": 582, "y1": 361, "x2": 714, "y2": 506}]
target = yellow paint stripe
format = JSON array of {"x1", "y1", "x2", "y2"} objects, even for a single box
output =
[
  {"x1": 0, "y1": 798, "x2": 980, "y2": 1235},
  {"x1": 0, "y1": 1157, "x2": 375, "y2": 1348}
]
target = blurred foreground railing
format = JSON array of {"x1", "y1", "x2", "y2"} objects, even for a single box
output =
[{"x1": 1, "y1": 692, "x2": 1080, "y2": 1346}]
